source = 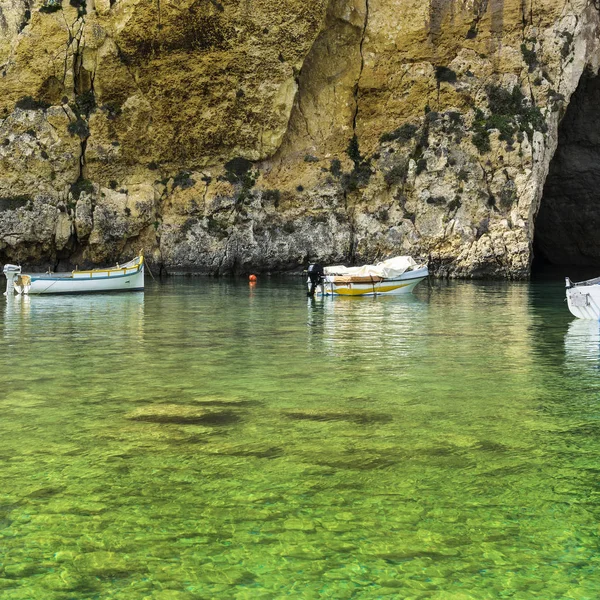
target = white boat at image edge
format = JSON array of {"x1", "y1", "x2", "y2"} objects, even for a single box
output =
[
  {"x1": 3, "y1": 255, "x2": 144, "y2": 295},
  {"x1": 307, "y1": 256, "x2": 428, "y2": 297},
  {"x1": 565, "y1": 275, "x2": 600, "y2": 319}
]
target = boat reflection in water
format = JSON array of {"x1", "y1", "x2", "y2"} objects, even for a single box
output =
[
  {"x1": 564, "y1": 318, "x2": 600, "y2": 368},
  {"x1": 306, "y1": 280, "x2": 542, "y2": 414},
  {"x1": 2, "y1": 291, "x2": 145, "y2": 344},
  {"x1": 1, "y1": 291, "x2": 146, "y2": 415},
  {"x1": 307, "y1": 291, "x2": 426, "y2": 358}
]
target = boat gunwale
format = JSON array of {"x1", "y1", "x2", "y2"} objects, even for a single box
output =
[
  {"x1": 73, "y1": 255, "x2": 143, "y2": 275},
  {"x1": 30, "y1": 267, "x2": 143, "y2": 283},
  {"x1": 24, "y1": 256, "x2": 144, "y2": 282},
  {"x1": 570, "y1": 276, "x2": 600, "y2": 288},
  {"x1": 324, "y1": 271, "x2": 429, "y2": 286}
]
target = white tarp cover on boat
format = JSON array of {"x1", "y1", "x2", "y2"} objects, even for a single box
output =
[{"x1": 324, "y1": 256, "x2": 419, "y2": 278}]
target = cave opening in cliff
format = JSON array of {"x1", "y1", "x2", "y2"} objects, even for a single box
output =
[{"x1": 532, "y1": 68, "x2": 600, "y2": 276}]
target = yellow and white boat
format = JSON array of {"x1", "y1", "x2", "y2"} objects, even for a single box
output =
[
  {"x1": 307, "y1": 256, "x2": 428, "y2": 297},
  {"x1": 3, "y1": 255, "x2": 144, "y2": 295}
]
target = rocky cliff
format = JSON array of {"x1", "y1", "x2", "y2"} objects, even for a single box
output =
[{"x1": 1, "y1": 0, "x2": 599, "y2": 277}]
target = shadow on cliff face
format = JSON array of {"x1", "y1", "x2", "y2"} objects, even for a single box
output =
[{"x1": 533, "y1": 68, "x2": 600, "y2": 274}]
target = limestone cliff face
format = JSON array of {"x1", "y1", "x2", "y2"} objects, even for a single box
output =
[{"x1": 0, "y1": 0, "x2": 599, "y2": 276}]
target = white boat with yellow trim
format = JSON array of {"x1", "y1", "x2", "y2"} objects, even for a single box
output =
[
  {"x1": 3, "y1": 255, "x2": 144, "y2": 295},
  {"x1": 307, "y1": 256, "x2": 428, "y2": 297}
]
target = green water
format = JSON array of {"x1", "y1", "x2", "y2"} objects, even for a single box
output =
[{"x1": 1, "y1": 278, "x2": 599, "y2": 599}]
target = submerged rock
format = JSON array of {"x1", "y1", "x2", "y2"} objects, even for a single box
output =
[
  {"x1": 73, "y1": 550, "x2": 145, "y2": 579},
  {"x1": 125, "y1": 404, "x2": 241, "y2": 426},
  {"x1": 211, "y1": 443, "x2": 284, "y2": 459},
  {"x1": 192, "y1": 396, "x2": 260, "y2": 408},
  {"x1": 40, "y1": 570, "x2": 100, "y2": 593},
  {"x1": 283, "y1": 518, "x2": 317, "y2": 533},
  {"x1": 282, "y1": 409, "x2": 392, "y2": 425},
  {"x1": 195, "y1": 565, "x2": 256, "y2": 585}
]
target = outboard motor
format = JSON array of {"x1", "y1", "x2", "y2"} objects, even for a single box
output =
[
  {"x1": 3, "y1": 264, "x2": 21, "y2": 296},
  {"x1": 307, "y1": 263, "x2": 324, "y2": 297}
]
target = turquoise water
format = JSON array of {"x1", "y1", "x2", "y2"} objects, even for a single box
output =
[{"x1": 0, "y1": 277, "x2": 599, "y2": 599}]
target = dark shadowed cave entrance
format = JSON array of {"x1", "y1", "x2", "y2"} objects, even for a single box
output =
[{"x1": 533, "y1": 68, "x2": 600, "y2": 276}]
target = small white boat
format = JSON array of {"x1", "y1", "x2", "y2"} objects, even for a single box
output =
[
  {"x1": 3, "y1": 255, "x2": 144, "y2": 295},
  {"x1": 307, "y1": 256, "x2": 428, "y2": 297},
  {"x1": 565, "y1": 275, "x2": 600, "y2": 319}
]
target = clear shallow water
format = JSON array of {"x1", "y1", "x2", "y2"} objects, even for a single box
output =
[{"x1": 0, "y1": 277, "x2": 599, "y2": 599}]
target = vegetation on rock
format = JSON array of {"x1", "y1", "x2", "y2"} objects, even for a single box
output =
[
  {"x1": 67, "y1": 118, "x2": 90, "y2": 139},
  {"x1": 70, "y1": 179, "x2": 94, "y2": 200},
  {"x1": 172, "y1": 171, "x2": 195, "y2": 191},
  {"x1": 15, "y1": 96, "x2": 50, "y2": 111},
  {"x1": 69, "y1": 0, "x2": 86, "y2": 16},
  {"x1": 521, "y1": 43, "x2": 538, "y2": 72},
  {"x1": 341, "y1": 135, "x2": 372, "y2": 192},
  {"x1": 222, "y1": 157, "x2": 256, "y2": 203},
  {"x1": 435, "y1": 66, "x2": 457, "y2": 84},
  {"x1": 39, "y1": 0, "x2": 61, "y2": 13},
  {"x1": 384, "y1": 161, "x2": 409, "y2": 188},
  {"x1": 380, "y1": 124, "x2": 418, "y2": 144},
  {"x1": 0, "y1": 196, "x2": 31, "y2": 212},
  {"x1": 472, "y1": 85, "x2": 548, "y2": 153}
]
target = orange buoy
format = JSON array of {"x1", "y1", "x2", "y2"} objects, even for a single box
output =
[{"x1": 249, "y1": 274, "x2": 257, "y2": 282}]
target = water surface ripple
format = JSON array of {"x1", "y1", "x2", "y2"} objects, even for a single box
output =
[{"x1": 0, "y1": 278, "x2": 598, "y2": 599}]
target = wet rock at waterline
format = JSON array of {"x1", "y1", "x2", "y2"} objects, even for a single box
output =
[{"x1": 0, "y1": 1, "x2": 599, "y2": 277}]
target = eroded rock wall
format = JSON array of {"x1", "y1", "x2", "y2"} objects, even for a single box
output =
[{"x1": 0, "y1": 0, "x2": 599, "y2": 276}]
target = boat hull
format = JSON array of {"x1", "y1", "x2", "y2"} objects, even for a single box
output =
[
  {"x1": 566, "y1": 280, "x2": 600, "y2": 319},
  {"x1": 312, "y1": 267, "x2": 429, "y2": 297},
  {"x1": 25, "y1": 268, "x2": 144, "y2": 295},
  {"x1": 6, "y1": 256, "x2": 145, "y2": 295}
]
